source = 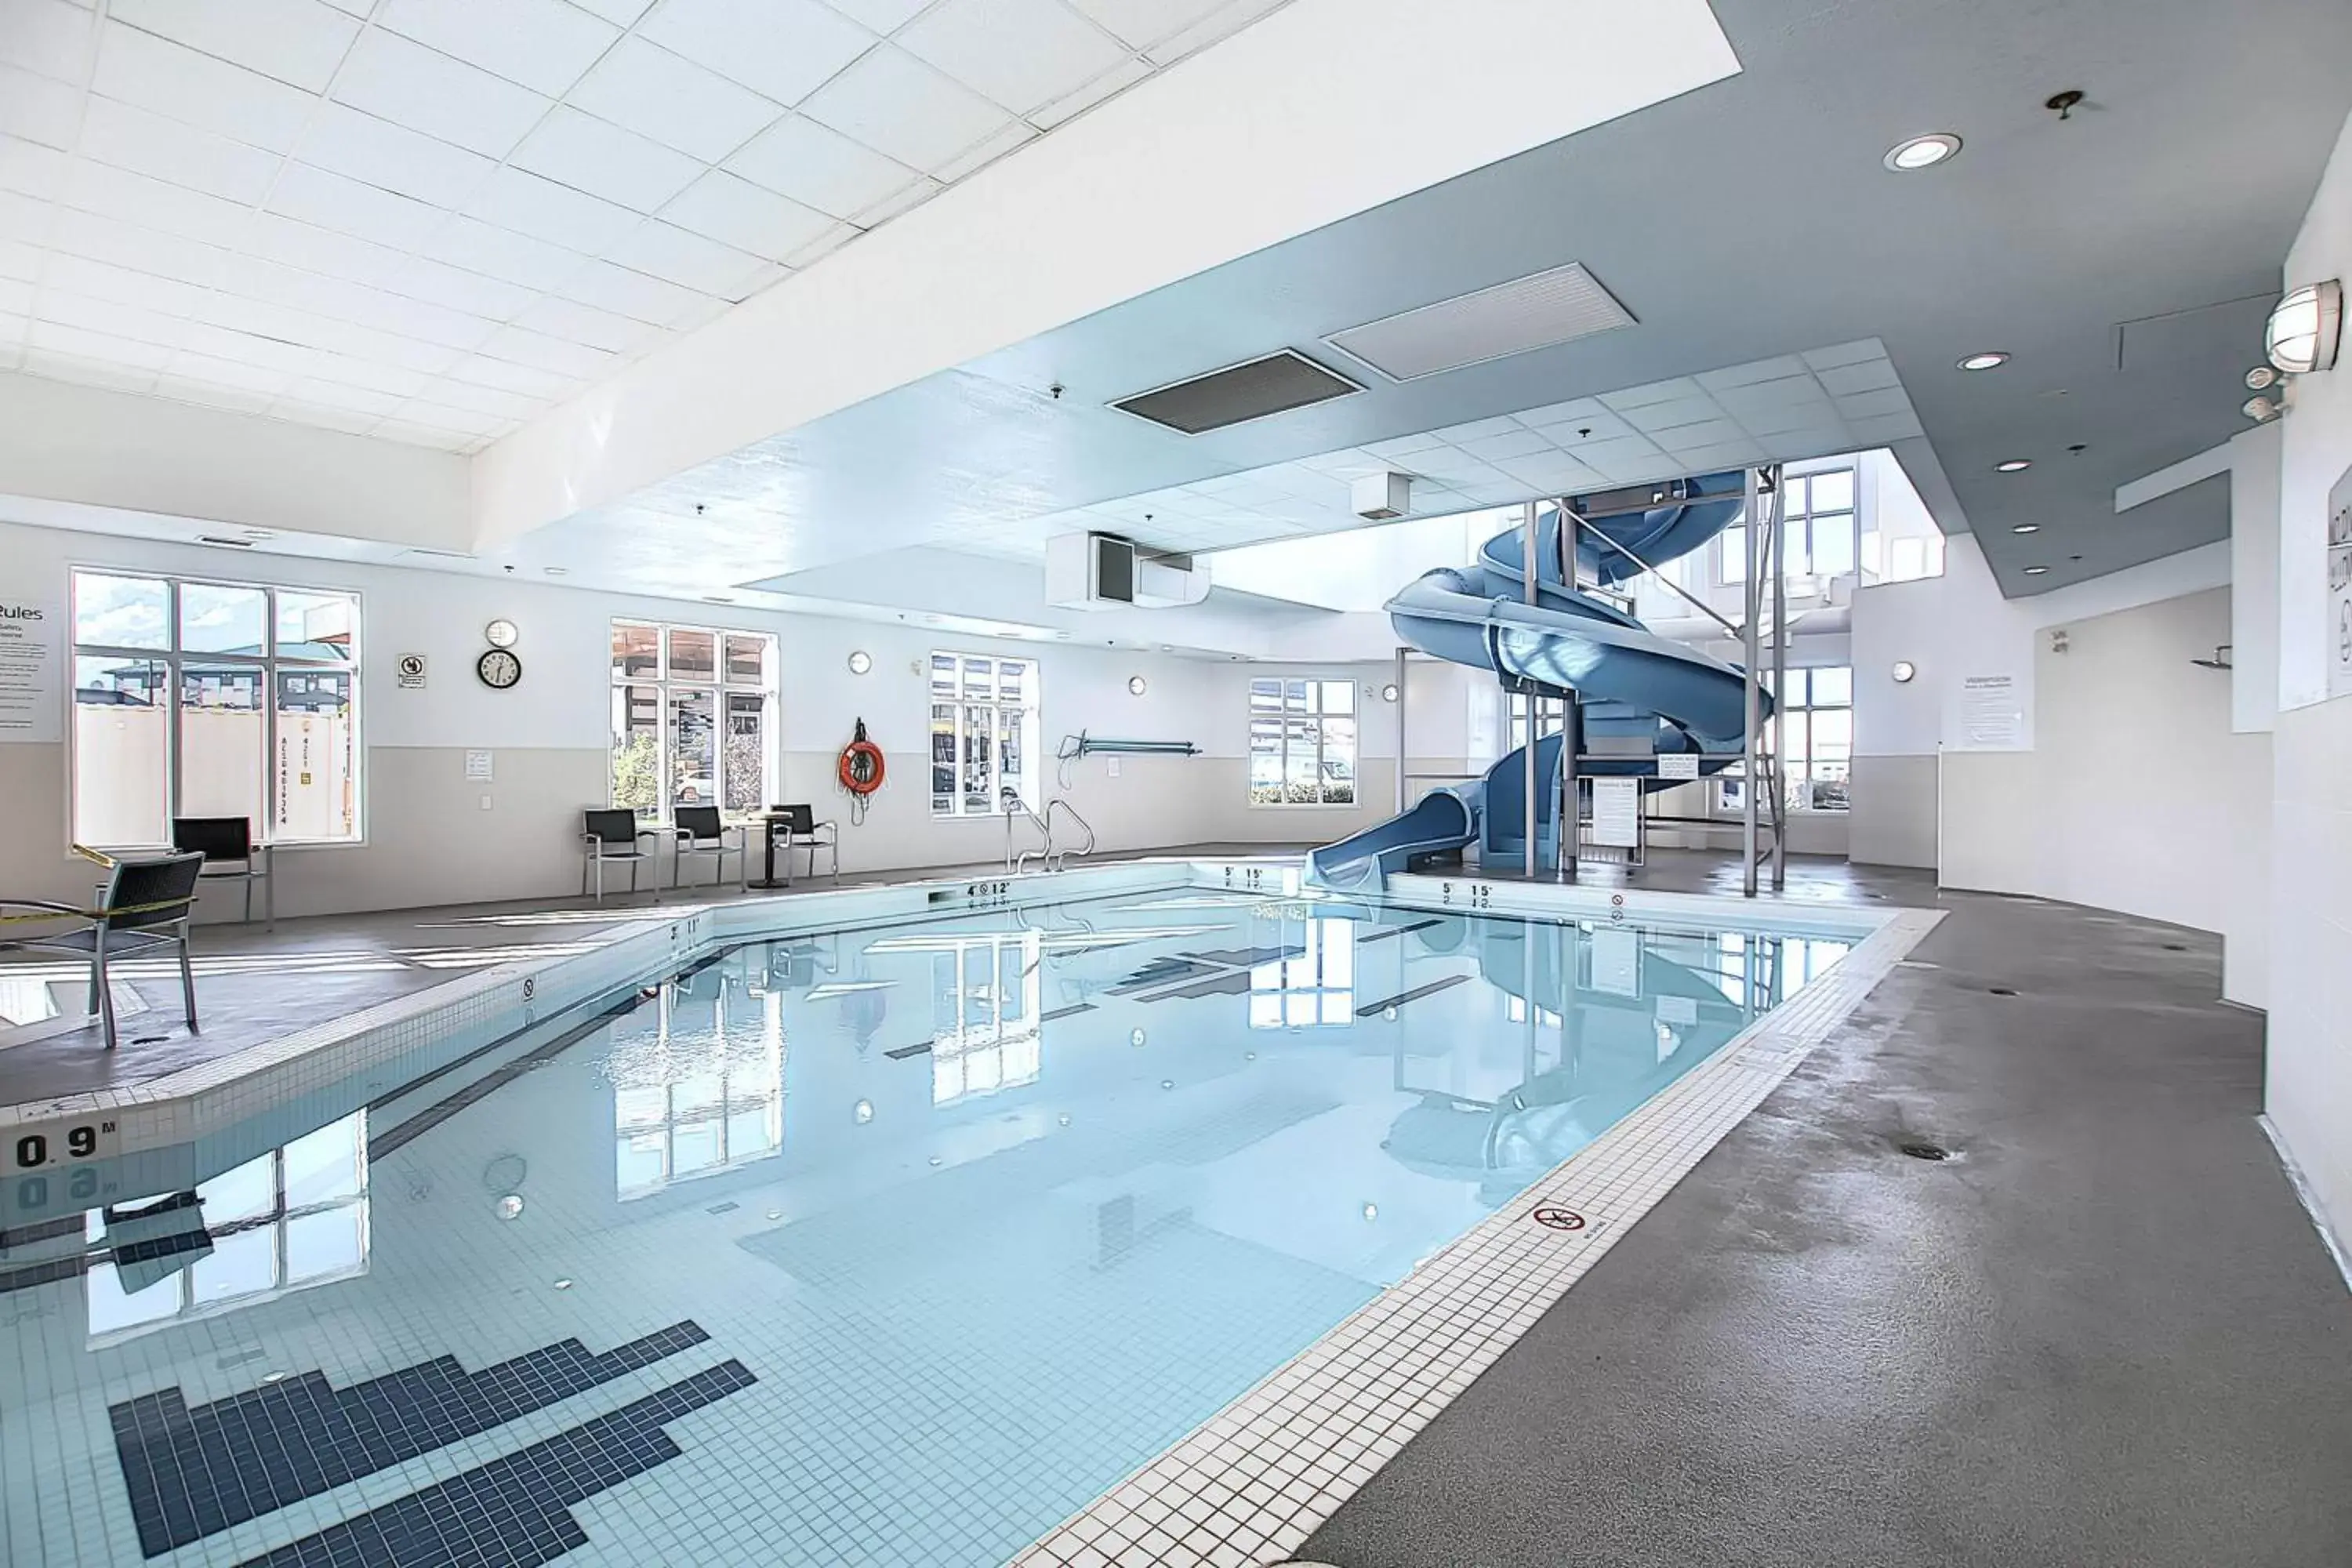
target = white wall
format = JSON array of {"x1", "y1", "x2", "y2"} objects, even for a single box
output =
[{"x1": 2263, "y1": 106, "x2": 2352, "y2": 1254}]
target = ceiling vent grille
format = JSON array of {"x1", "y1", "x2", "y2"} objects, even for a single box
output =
[
  {"x1": 1325, "y1": 262, "x2": 1635, "y2": 382},
  {"x1": 1111, "y1": 350, "x2": 1362, "y2": 435}
]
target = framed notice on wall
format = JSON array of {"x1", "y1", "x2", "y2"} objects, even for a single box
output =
[
  {"x1": 2329, "y1": 460, "x2": 2352, "y2": 701},
  {"x1": 0, "y1": 585, "x2": 60, "y2": 743}
]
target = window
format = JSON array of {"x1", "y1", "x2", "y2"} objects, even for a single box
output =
[
  {"x1": 612, "y1": 972, "x2": 784, "y2": 1200},
  {"x1": 610, "y1": 621, "x2": 776, "y2": 819},
  {"x1": 1248, "y1": 679, "x2": 1357, "y2": 804},
  {"x1": 1720, "y1": 468, "x2": 1859, "y2": 586},
  {"x1": 1249, "y1": 917, "x2": 1356, "y2": 1027},
  {"x1": 930, "y1": 932, "x2": 1042, "y2": 1102},
  {"x1": 931, "y1": 652, "x2": 1037, "y2": 816},
  {"x1": 71, "y1": 571, "x2": 360, "y2": 847},
  {"x1": 1719, "y1": 665, "x2": 1853, "y2": 813},
  {"x1": 1506, "y1": 691, "x2": 1566, "y2": 753},
  {"x1": 85, "y1": 1111, "x2": 368, "y2": 1343},
  {"x1": 1861, "y1": 527, "x2": 1946, "y2": 584}
]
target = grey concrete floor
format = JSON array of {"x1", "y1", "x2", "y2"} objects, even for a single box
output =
[{"x1": 1304, "y1": 858, "x2": 2352, "y2": 1568}]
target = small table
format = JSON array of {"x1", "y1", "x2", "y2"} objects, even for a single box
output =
[{"x1": 746, "y1": 812, "x2": 794, "y2": 891}]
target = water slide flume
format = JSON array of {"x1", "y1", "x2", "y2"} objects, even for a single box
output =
[{"x1": 1308, "y1": 473, "x2": 1770, "y2": 891}]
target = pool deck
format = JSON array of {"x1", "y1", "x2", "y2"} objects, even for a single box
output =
[{"x1": 1305, "y1": 857, "x2": 2352, "y2": 1568}]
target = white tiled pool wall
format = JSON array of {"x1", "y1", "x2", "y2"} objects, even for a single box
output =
[{"x1": 1009, "y1": 899, "x2": 1944, "y2": 1568}]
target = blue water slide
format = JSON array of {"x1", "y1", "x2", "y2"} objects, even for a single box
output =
[{"x1": 1307, "y1": 471, "x2": 1771, "y2": 891}]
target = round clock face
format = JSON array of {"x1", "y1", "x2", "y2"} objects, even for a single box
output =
[
  {"x1": 484, "y1": 618, "x2": 519, "y2": 648},
  {"x1": 477, "y1": 648, "x2": 522, "y2": 689}
]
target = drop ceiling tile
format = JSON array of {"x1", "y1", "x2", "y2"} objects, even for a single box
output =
[
  {"x1": 152, "y1": 375, "x2": 278, "y2": 414},
  {"x1": 109, "y1": 0, "x2": 359, "y2": 93},
  {"x1": 0, "y1": 240, "x2": 45, "y2": 281},
  {"x1": 1359, "y1": 434, "x2": 1449, "y2": 459},
  {"x1": 0, "y1": 187, "x2": 45, "y2": 243},
  {"x1": 43, "y1": 253, "x2": 212, "y2": 314},
  {"x1": 510, "y1": 293, "x2": 661, "y2": 354},
  {"x1": 566, "y1": 37, "x2": 783, "y2": 163},
  {"x1": 1830, "y1": 387, "x2": 1911, "y2": 421},
  {"x1": 377, "y1": 0, "x2": 620, "y2": 98},
  {"x1": 0, "y1": 276, "x2": 33, "y2": 318},
  {"x1": 783, "y1": 221, "x2": 855, "y2": 268},
  {"x1": 0, "y1": 62, "x2": 82, "y2": 148},
  {"x1": 464, "y1": 165, "x2": 642, "y2": 252},
  {"x1": 1142, "y1": 0, "x2": 1285, "y2": 66},
  {"x1": 183, "y1": 320, "x2": 328, "y2": 373},
  {"x1": 75, "y1": 99, "x2": 276, "y2": 204},
  {"x1": 1567, "y1": 434, "x2": 1668, "y2": 470},
  {"x1": 1, "y1": 0, "x2": 96, "y2": 82},
  {"x1": 0, "y1": 135, "x2": 67, "y2": 200},
  {"x1": 372, "y1": 418, "x2": 483, "y2": 450},
  {"x1": 329, "y1": 29, "x2": 552, "y2": 158},
  {"x1": 64, "y1": 162, "x2": 254, "y2": 248},
  {"x1": 394, "y1": 255, "x2": 538, "y2": 321},
  {"x1": 162, "y1": 350, "x2": 296, "y2": 394},
  {"x1": 297, "y1": 314, "x2": 463, "y2": 373},
  {"x1": 271, "y1": 399, "x2": 387, "y2": 433},
  {"x1": 303, "y1": 348, "x2": 433, "y2": 394},
  {"x1": 1033, "y1": 55, "x2": 1151, "y2": 129},
  {"x1": 29, "y1": 319, "x2": 177, "y2": 371},
  {"x1": 800, "y1": 46, "x2": 1011, "y2": 173},
  {"x1": 92, "y1": 23, "x2": 318, "y2": 153},
  {"x1": 1722, "y1": 394, "x2": 1836, "y2": 437},
  {"x1": 571, "y1": 0, "x2": 655, "y2": 22},
  {"x1": 480, "y1": 322, "x2": 615, "y2": 378},
  {"x1": 1598, "y1": 376, "x2": 1700, "y2": 412},
  {"x1": 638, "y1": 0, "x2": 877, "y2": 107},
  {"x1": 1799, "y1": 339, "x2": 1881, "y2": 372},
  {"x1": 1844, "y1": 410, "x2": 1923, "y2": 444},
  {"x1": 445, "y1": 351, "x2": 582, "y2": 398},
  {"x1": 21, "y1": 350, "x2": 157, "y2": 391},
  {"x1": 510, "y1": 107, "x2": 706, "y2": 214},
  {"x1": 387, "y1": 397, "x2": 506, "y2": 435},
  {"x1": 603, "y1": 218, "x2": 770, "y2": 296},
  {"x1": 419, "y1": 215, "x2": 585, "y2": 290},
  {"x1": 1622, "y1": 394, "x2": 1725, "y2": 434},
  {"x1": 1664, "y1": 440, "x2": 1765, "y2": 471},
  {"x1": 823, "y1": 0, "x2": 931, "y2": 34},
  {"x1": 1427, "y1": 416, "x2": 1522, "y2": 444},
  {"x1": 1508, "y1": 397, "x2": 1604, "y2": 430},
  {"x1": 1816, "y1": 358, "x2": 1901, "y2": 397},
  {"x1": 1653, "y1": 417, "x2": 1746, "y2": 451},
  {"x1": 1458, "y1": 428, "x2": 1555, "y2": 463},
  {"x1": 410, "y1": 375, "x2": 543, "y2": 419},
  {"x1": 1065, "y1": 0, "x2": 1223, "y2": 49},
  {"x1": 297, "y1": 103, "x2": 502, "y2": 208},
  {"x1": 1695, "y1": 355, "x2": 1807, "y2": 392},
  {"x1": 849, "y1": 174, "x2": 938, "y2": 227},
  {"x1": 1495, "y1": 456, "x2": 1605, "y2": 493},
  {"x1": 49, "y1": 208, "x2": 228, "y2": 287},
  {"x1": 269, "y1": 162, "x2": 446, "y2": 249},
  {"x1": 724, "y1": 114, "x2": 923, "y2": 220},
  {"x1": 553, "y1": 256, "x2": 709, "y2": 325},
  {"x1": 238, "y1": 212, "x2": 405, "y2": 289},
  {"x1": 931, "y1": 120, "x2": 1033, "y2": 183},
  {"x1": 281, "y1": 376, "x2": 404, "y2": 414},
  {"x1": 901, "y1": 0, "x2": 1130, "y2": 115},
  {"x1": 1755, "y1": 426, "x2": 1845, "y2": 460},
  {"x1": 660, "y1": 169, "x2": 833, "y2": 260}
]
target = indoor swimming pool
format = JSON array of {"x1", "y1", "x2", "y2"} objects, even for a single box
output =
[{"x1": 0, "y1": 884, "x2": 1858, "y2": 1567}]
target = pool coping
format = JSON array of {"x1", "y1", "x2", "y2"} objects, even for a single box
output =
[{"x1": 1007, "y1": 879, "x2": 1941, "y2": 1568}]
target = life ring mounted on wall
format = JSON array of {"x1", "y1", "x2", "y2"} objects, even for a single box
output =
[{"x1": 838, "y1": 717, "x2": 884, "y2": 822}]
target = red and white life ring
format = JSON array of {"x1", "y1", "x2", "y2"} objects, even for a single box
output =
[{"x1": 838, "y1": 719, "x2": 885, "y2": 796}]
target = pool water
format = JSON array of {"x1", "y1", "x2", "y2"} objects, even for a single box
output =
[{"x1": 0, "y1": 889, "x2": 1849, "y2": 1567}]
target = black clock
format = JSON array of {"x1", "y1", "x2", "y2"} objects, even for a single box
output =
[{"x1": 476, "y1": 648, "x2": 522, "y2": 689}]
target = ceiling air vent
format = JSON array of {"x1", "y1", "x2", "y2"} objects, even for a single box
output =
[
  {"x1": 1326, "y1": 261, "x2": 1635, "y2": 382},
  {"x1": 1111, "y1": 350, "x2": 1362, "y2": 435}
]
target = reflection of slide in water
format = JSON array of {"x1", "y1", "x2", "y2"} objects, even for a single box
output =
[
  {"x1": 1309, "y1": 473, "x2": 1773, "y2": 891},
  {"x1": 1378, "y1": 929, "x2": 1754, "y2": 1207}
]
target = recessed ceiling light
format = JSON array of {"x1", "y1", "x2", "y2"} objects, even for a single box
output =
[
  {"x1": 1884, "y1": 132, "x2": 1962, "y2": 171},
  {"x1": 1957, "y1": 351, "x2": 2009, "y2": 371},
  {"x1": 2024, "y1": 565, "x2": 2049, "y2": 575},
  {"x1": 2012, "y1": 524, "x2": 2040, "y2": 534},
  {"x1": 1995, "y1": 459, "x2": 2032, "y2": 473},
  {"x1": 543, "y1": 566, "x2": 568, "y2": 575}
]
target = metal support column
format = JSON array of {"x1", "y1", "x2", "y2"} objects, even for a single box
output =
[
  {"x1": 1393, "y1": 645, "x2": 1408, "y2": 815},
  {"x1": 1559, "y1": 697, "x2": 1582, "y2": 881},
  {"x1": 1521, "y1": 499, "x2": 1538, "y2": 881},
  {"x1": 1741, "y1": 468, "x2": 1762, "y2": 897},
  {"x1": 1768, "y1": 463, "x2": 1788, "y2": 891}
]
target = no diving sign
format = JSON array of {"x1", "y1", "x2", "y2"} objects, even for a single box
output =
[{"x1": 397, "y1": 653, "x2": 427, "y2": 689}]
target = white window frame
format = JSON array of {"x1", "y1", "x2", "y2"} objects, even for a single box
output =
[
  {"x1": 1717, "y1": 664, "x2": 1853, "y2": 815},
  {"x1": 608, "y1": 619, "x2": 779, "y2": 823},
  {"x1": 1248, "y1": 677, "x2": 1359, "y2": 807},
  {"x1": 67, "y1": 568, "x2": 364, "y2": 849},
  {"x1": 930, "y1": 652, "x2": 1039, "y2": 818},
  {"x1": 1719, "y1": 466, "x2": 1860, "y2": 588}
]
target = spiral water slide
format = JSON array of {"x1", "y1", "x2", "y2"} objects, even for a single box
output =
[{"x1": 1308, "y1": 472, "x2": 1769, "y2": 891}]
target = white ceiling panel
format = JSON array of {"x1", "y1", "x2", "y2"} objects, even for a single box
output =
[
  {"x1": 510, "y1": 294, "x2": 659, "y2": 354},
  {"x1": 2, "y1": 0, "x2": 96, "y2": 81},
  {"x1": 65, "y1": 162, "x2": 253, "y2": 249},
  {"x1": 510, "y1": 106, "x2": 705, "y2": 213},
  {"x1": 413, "y1": 375, "x2": 543, "y2": 419},
  {"x1": 108, "y1": 0, "x2": 360, "y2": 93},
  {"x1": 269, "y1": 162, "x2": 448, "y2": 249},
  {"x1": 565, "y1": 37, "x2": 783, "y2": 162},
  {"x1": 45, "y1": 253, "x2": 212, "y2": 316},
  {"x1": 480, "y1": 322, "x2": 615, "y2": 379},
  {"x1": 553, "y1": 256, "x2": 713, "y2": 325},
  {"x1": 76, "y1": 98, "x2": 278, "y2": 204},
  {"x1": 1065, "y1": 0, "x2": 1225, "y2": 49},
  {"x1": 394, "y1": 255, "x2": 540, "y2": 320},
  {"x1": 463, "y1": 165, "x2": 643, "y2": 252},
  {"x1": 445, "y1": 353, "x2": 583, "y2": 400},
  {"x1": 0, "y1": 61, "x2": 82, "y2": 147},
  {"x1": 328, "y1": 29, "x2": 552, "y2": 158},
  {"x1": 37, "y1": 287, "x2": 187, "y2": 350},
  {"x1": 824, "y1": 0, "x2": 932, "y2": 32},
  {"x1": 800, "y1": 45, "x2": 1011, "y2": 172},
  {"x1": 297, "y1": 102, "x2": 502, "y2": 208},
  {"x1": 418, "y1": 216, "x2": 583, "y2": 290},
  {"x1": 933, "y1": 120, "x2": 1035, "y2": 182},
  {"x1": 164, "y1": 350, "x2": 296, "y2": 394},
  {"x1": 91, "y1": 23, "x2": 317, "y2": 152},
  {"x1": 31, "y1": 320, "x2": 176, "y2": 370},
  {"x1": 1142, "y1": 0, "x2": 1285, "y2": 66},
  {"x1": 285, "y1": 378, "x2": 405, "y2": 415},
  {"x1": 603, "y1": 219, "x2": 771, "y2": 296},
  {"x1": 572, "y1": 0, "x2": 658, "y2": 24},
  {"x1": 902, "y1": 0, "x2": 1130, "y2": 115},
  {"x1": 376, "y1": 0, "x2": 620, "y2": 98},
  {"x1": 662, "y1": 169, "x2": 835, "y2": 261},
  {"x1": 183, "y1": 321, "x2": 326, "y2": 375},
  {"x1": 0, "y1": 135, "x2": 69, "y2": 199},
  {"x1": 1030, "y1": 55, "x2": 1151, "y2": 130},
  {"x1": 725, "y1": 113, "x2": 921, "y2": 220},
  {"x1": 637, "y1": 0, "x2": 876, "y2": 106}
]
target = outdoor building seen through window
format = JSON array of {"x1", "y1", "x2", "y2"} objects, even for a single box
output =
[
  {"x1": 70, "y1": 570, "x2": 360, "y2": 848},
  {"x1": 931, "y1": 652, "x2": 1037, "y2": 816},
  {"x1": 610, "y1": 620, "x2": 778, "y2": 821},
  {"x1": 1249, "y1": 679, "x2": 1358, "y2": 804},
  {"x1": 1720, "y1": 468, "x2": 1858, "y2": 586},
  {"x1": 1719, "y1": 665, "x2": 1854, "y2": 814}
]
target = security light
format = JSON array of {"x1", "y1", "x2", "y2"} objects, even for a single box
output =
[{"x1": 2266, "y1": 279, "x2": 2342, "y2": 375}]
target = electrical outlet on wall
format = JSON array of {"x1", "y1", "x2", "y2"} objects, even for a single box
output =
[
  {"x1": 1108, "y1": 757, "x2": 1122, "y2": 778},
  {"x1": 480, "y1": 794, "x2": 493, "y2": 810}
]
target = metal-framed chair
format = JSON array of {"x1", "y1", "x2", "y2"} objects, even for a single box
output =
[
  {"x1": 172, "y1": 815, "x2": 273, "y2": 927},
  {"x1": 671, "y1": 804, "x2": 746, "y2": 892},
  {"x1": 769, "y1": 803, "x2": 839, "y2": 885},
  {"x1": 581, "y1": 808, "x2": 659, "y2": 902},
  {"x1": 0, "y1": 851, "x2": 205, "y2": 1050}
]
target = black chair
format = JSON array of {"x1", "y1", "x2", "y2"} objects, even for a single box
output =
[
  {"x1": 0, "y1": 851, "x2": 205, "y2": 1050},
  {"x1": 671, "y1": 804, "x2": 746, "y2": 892},
  {"x1": 768, "y1": 803, "x2": 838, "y2": 885},
  {"x1": 172, "y1": 815, "x2": 272, "y2": 927},
  {"x1": 581, "y1": 808, "x2": 659, "y2": 902}
]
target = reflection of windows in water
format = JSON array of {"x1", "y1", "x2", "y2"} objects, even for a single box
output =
[
  {"x1": 1707, "y1": 933, "x2": 1855, "y2": 1007},
  {"x1": 86, "y1": 1112, "x2": 369, "y2": 1345},
  {"x1": 931, "y1": 933, "x2": 1042, "y2": 1103},
  {"x1": 614, "y1": 979, "x2": 785, "y2": 1200},
  {"x1": 1249, "y1": 917, "x2": 1355, "y2": 1028},
  {"x1": 1504, "y1": 996, "x2": 1563, "y2": 1029}
]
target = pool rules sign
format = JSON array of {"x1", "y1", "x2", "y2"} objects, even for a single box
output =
[
  {"x1": 2332, "y1": 461, "x2": 2352, "y2": 700},
  {"x1": 0, "y1": 584, "x2": 60, "y2": 742}
]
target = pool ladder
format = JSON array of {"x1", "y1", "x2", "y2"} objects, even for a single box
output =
[{"x1": 1005, "y1": 799, "x2": 1095, "y2": 875}]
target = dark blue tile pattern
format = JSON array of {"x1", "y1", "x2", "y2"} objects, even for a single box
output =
[
  {"x1": 1353, "y1": 974, "x2": 1472, "y2": 1017},
  {"x1": 1038, "y1": 1003, "x2": 1096, "y2": 1022},
  {"x1": 882, "y1": 1041, "x2": 934, "y2": 1060},
  {"x1": 111, "y1": 1321, "x2": 710, "y2": 1555},
  {"x1": 238, "y1": 1360, "x2": 757, "y2": 1568},
  {"x1": 1354, "y1": 918, "x2": 1443, "y2": 946}
]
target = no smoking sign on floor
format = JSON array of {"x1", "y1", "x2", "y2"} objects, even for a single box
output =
[{"x1": 1530, "y1": 1205, "x2": 1588, "y2": 1232}]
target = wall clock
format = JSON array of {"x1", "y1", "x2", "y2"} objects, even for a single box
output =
[{"x1": 477, "y1": 648, "x2": 522, "y2": 689}]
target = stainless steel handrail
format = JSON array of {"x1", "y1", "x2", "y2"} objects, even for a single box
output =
[
  {"x1": 1044, "y1": 800, "x2": 1094, "y2": 872},
  {"x1": 1004, "y1": 798, "x2": 1052, "y2": 873}
]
